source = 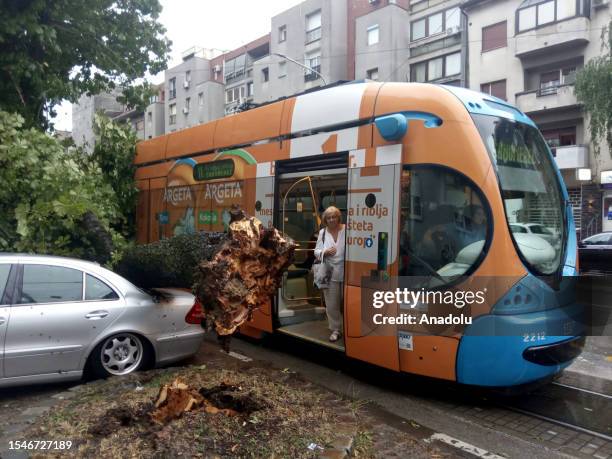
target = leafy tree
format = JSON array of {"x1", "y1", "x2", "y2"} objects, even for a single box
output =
[
  {"x1": 0, "y1": 0, "x2": 171, "y2": 128},
  {"x1": 0, "y1": 110, "x2": 121, "y2": 264},
  {"x1": 574, "y1": 21, "x2": 612, "y2": 158},
  {"x1": 90, "y1": 113, "x2": 138, "y2": 238}
]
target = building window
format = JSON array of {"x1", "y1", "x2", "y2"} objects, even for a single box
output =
[
  {"x1": 226, "y1": 87, "x2": 237, "y2": 104},
  {"x1": 168, "y1": 78, "x2": 176, "y2": 99},
  {"x1": 279, "y1": 61, "x2": 287, "y2": 78},
  {"x1": 198, "y1": 92, "x2": 204, "y2": 106},
  {"x1": 445, "y1": 52, "x2": 461, "y2": 76},
  {"x1": 224, "y1": 54, "x2": 246, "y2": 83},
  {"x1": 480, "y1": 80, "x2": 507, "y2": 100},
  {"x1": 517, "y1": 0, "x2": 584, "y2": 33},
  {"x1": 428, "y1": 57, "x2": 443, "y2": 80},
  {"x1": 541, "y1": 127, "x2": 576, "y2": 154},
  {"x1": 169, "y1": 103, "x2": 176, "y2": 124},
  {"x1": 482, "y1": 21, "x2": 507, "y2": 52},
  {"x1": 147, "y1": 112, "x2": 152, "y2": 124},
  {"x1": 150, "y1": 94, "x2": 159, "y2": 104},
  {"x1": 410, "y1": 7, "x2": 461, "y2": 42},
  {"x1": 279, "y1": 25, "x2": 287, "y2": 42},
  {"x1": 262, "y1": 67, "x2": 269, "y2": 82},
  {"x1": 185, "y1": 70, "x2": 191, "y2": 83},
  {"x1": 304, "y1": 51, "x2": 321, "y2": 82},
  {"x1": 247, "y1": 81, "x2": 254, "y2": 97},
  {"x1": 412, "y1": 19, "x2": 426, "y2": 40},
  {"x1": 410, "y1": 52, "x2": 461, "y2": 82},
  {"x1": 367, "y1": 25, "x2": 379, "y2": 45},
  {"x1": 306, "y1": 10, "x2": 322, "y2": 43},
  {"x1": 184, "y1": 97, "x2": 190, "y2": 114},
  {"x1": 367, "y1": 67, "x2": 379, "y2": 80},
  {"x1": 538, "y1": 66, "x2": 577, "y2": 95}
]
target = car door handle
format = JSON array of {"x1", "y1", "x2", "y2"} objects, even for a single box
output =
[{"x1": 85, "y1": 310, "x2": 109, "y2": 320}]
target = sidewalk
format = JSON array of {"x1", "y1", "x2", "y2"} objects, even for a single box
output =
[
  {"x1": 10, "y1": 338, "x2": 459, "y2": 459},
  {"x1": 560, "y1": 337, "x2": 612, "y2": 394}
]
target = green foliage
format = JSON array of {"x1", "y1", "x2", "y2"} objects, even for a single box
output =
[
  {"x1": 0, "y1": 0, "x2": 170, "y2": 128},
  {"x1": 91, "y1": 113, "x2": 138, "y2": 237},
  {"x1": 0, "y1": 110, "x2": 121, "y2": 264},
  {"x1": 115, "y1": 232, "x2": 227, "y2": 288},
  {"x1": 574, "y1": 21, "x2": 612, "y2": 158},
  {"x1": 116, "y1": 82, "x2": 158, "y2": 112}
]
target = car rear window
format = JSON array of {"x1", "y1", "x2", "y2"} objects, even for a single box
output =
[
  {"x1": 0, "y1": 264, "x2": 11, "y2": 303},
  {"x1": 20, "y1": 265, "x2": 83, "y2": 304},
  {"x1": 85, "y1": 274, "x2": 119, "y2": 300}
]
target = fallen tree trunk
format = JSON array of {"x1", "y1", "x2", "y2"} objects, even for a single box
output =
[{"x1": 193, "y1": 208, "x2": 296, "y2": 337}]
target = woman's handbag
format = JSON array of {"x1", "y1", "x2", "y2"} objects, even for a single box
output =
[{"x1": 312, "y1": 229, "x2": 332, "y2": 289}]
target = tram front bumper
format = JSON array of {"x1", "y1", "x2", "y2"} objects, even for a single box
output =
[{"x1": 456, "y1": 302, "x2": 586, "y2": 387}]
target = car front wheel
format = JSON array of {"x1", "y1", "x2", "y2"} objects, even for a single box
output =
[{"x1": 90, "y1": 333, "x2": 147, "y2": 378}]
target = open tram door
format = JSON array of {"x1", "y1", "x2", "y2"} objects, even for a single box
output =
[{"x1": 273, "y1": 153, "x2": 348, "y2": 351}]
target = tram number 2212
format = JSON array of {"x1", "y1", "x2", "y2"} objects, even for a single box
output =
[{"x1": 523, "y1": 332, "x2": 546, "y2": 342}]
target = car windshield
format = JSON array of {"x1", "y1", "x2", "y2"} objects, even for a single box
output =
[{"x1": 473, "y1": 114, "x2": 565, "y2": 275}]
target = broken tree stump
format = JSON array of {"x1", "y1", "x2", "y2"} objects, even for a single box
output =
[{"x1": 193, "y1": 210, "x2": 295, "y2": 337}]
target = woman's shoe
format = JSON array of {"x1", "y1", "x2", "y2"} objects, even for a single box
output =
[{"x1": 329, "y1": 330, "x2": 341, "y2": 342}]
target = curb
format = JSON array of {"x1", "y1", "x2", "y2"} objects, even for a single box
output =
[{"x1": 318, "y1": 406, "x2": 358, "y2": 459}]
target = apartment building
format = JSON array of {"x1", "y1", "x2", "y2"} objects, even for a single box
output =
[
  {"x1": 143, "y1": 83, "x2": 165, "y2": 140},
  {"x1": 407, "y1": 0, "x2": 466, "y2": 86},
  {"x1": 464, "y1": 0, "x2": 612, "y2": 236},
  {"x1": 218, "y1": 35, "x2": 270, "y2": 115},
  {"x1": 254, "y1": 0, "x2": 349, "y2": 104},
  {"x1": 164, "y1": 47, "x2": 224, "y2": 133},
  {"x1": 352, "y1": 0, "x2": 411, "y2": 81},
  {"x1": 72, "y1": 88, "x2": 126, "y2": 152}
]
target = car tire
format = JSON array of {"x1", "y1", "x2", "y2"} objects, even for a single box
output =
[{"x1": 88, "y1": 333, "x2": 149, "y2": 378}]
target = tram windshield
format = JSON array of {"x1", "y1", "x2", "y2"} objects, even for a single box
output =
[{"x1": 473, "y1": 114, "x2": 565, "y2": 275}]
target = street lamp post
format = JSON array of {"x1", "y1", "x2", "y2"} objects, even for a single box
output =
[{"x1": 272, "y1": 52, "x2": 327, "y2": 86}]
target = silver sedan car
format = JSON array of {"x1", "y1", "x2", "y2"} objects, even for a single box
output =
[{"x1": 0, "y1": 254, "x2": 205, "y2": 388}]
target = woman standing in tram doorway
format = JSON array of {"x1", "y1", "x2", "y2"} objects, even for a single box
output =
[{"x1": 314, "y1": 206, "x2": 346, "y2": 342}]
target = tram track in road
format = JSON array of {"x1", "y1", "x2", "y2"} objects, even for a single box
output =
[{"x1": 493, "y1": 380, "x2": 612, "y2": 442}]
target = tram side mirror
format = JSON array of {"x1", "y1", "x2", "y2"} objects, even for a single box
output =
[{"x1": 375, "y1": 112, "x2": 442, "y2": 142}]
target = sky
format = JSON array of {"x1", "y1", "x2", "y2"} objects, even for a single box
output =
[{"x1": 53, "y1": 0, "x2": 303, "y2": 131}]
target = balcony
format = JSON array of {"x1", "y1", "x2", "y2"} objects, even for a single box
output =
[
  {"x1": 554, "y1": 145, "x2": 589, "y2": 170},
  {"x1": 304, "y1": 65, "x2": 321, "y2": 82},
  {"x1": 515, "y1": 84, "x2": 579, "y2": 114},
  {"x1": 515, "y1": 16, "x2": 590, "y2": 58}
]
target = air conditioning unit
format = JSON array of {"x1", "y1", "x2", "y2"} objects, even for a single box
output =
[
  {"x1": 182, "y1": 107, "x2": 189, "y2": 114},
  {"x1": 593, "y1": 0, "x2": 609, "y2": 8},
  {"x1": 213, "y1": 64, "x2": 222, "y2": 72},
  {"x1": 183, "y1": 81, "x2": 190, "y2": 89},
  {"x1": 446, "y1": 26, "x2": 461, "y2": 35},
  {"x1": 368, "y1": 0, "x2": 379, "y2": 4}
]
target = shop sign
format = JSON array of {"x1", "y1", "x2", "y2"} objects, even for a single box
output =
[{"x1": 601, "y1": 170, "x2": 612, "y2": 189}]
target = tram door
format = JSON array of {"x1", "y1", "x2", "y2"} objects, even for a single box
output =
[{"x1": 274, "y1": 167, "x2": 348, "y2": 349}]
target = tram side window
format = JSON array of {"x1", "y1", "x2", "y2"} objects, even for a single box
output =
[{"x1": 399, "y1": 166, "x2": 490, "y2": 279}]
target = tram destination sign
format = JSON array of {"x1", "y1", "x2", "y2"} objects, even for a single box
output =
[{"x1": 193, "y1": 159, "x2": 235, "y2": 181}]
